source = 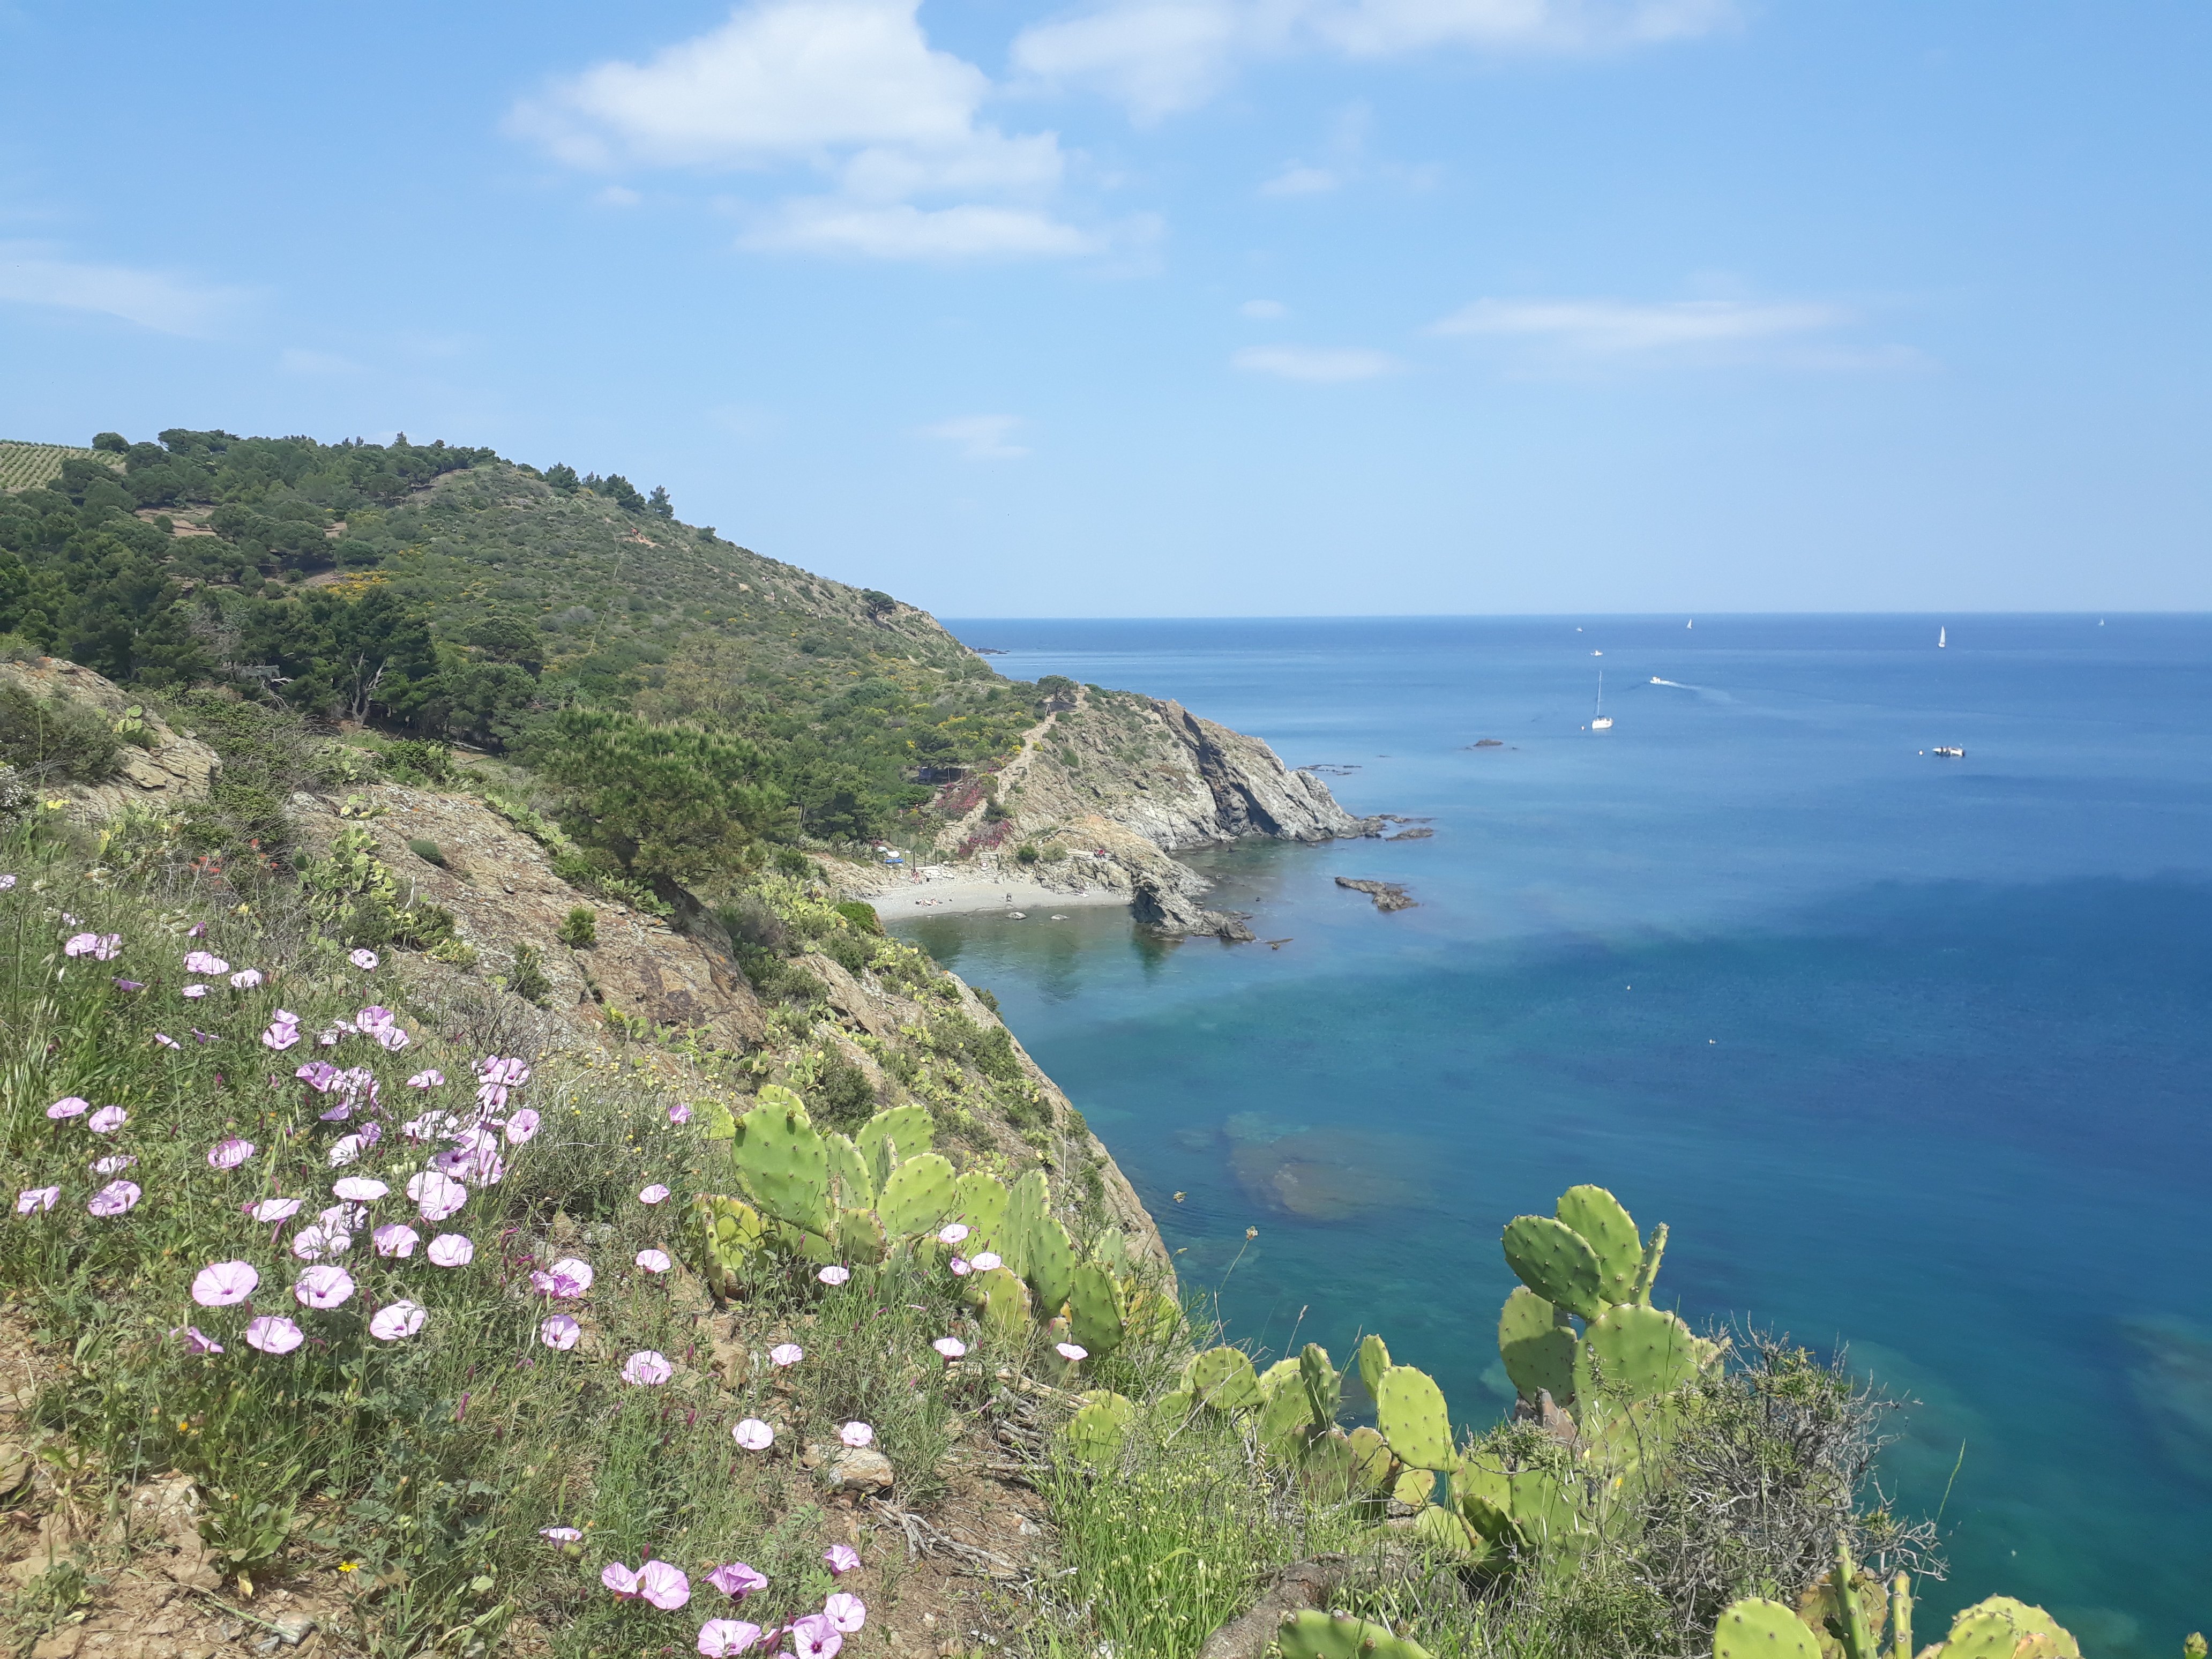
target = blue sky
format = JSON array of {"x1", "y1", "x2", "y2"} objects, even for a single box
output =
[{"x1": 3, "y1": 1, "x2": 2206, "y2": 615}]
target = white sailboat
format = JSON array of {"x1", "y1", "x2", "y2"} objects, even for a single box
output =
[
  {"x1": 1938, "y1": 626, "x2": 1947, "y2": 648},
  {"x1": 1591, "y1": 668, "x2": 1613, "y2": 730}
]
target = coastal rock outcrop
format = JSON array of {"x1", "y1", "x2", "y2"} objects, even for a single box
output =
[
  {"x1": 1, "y1": 656, "x2": 218, "y2": 823},
  {"x1": 1335, "y1": 877, "x2": 1416, "y2": 912}
]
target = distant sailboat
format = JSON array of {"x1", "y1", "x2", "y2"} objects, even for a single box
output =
[
  {"x1": 1686, "y1": 619, "x2": 1693, "y2": 629},
  {"x1": 1938, "y1": 626, "x2": 1947, "y2": 648},
  {"x1": 1591, "y1": 668, "x2": 1613, "y2": 730}
]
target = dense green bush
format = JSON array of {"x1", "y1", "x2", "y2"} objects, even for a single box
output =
[{"x1": 0, "y1": 681, "x2": 122, "y2": 783}]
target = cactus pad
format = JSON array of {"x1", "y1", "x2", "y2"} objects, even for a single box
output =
[
  {"x1": 951, "y1": 1170, "x2": 1009, "y2": 1244},
  {"x1": 1063, "y1": 1391, "x2": 1137, "y2": 1468},
  {"x1": 1357, "y1": 1333, "x2": 1392, "y2": 1403},
  {"x1": 1256, "y1": 1359, "x2": 1310, "y2": 1455},
  {"x1": 1279, "y1": 1610, "x2": 1434, "y2": 1659},
  {"x1": 835, "y1": 1206, "x2": 888, "y2": 1265},
  {"x1": 1066, "y1": 1262, "x2": 1126, "y2": 1357},
  {"x1": 731, "y1": 1094, "x2": 832, "y2": 1237},
  {"x1": 693, "y1": 1097, "x2": 737, "y2": 1140},
  {"x1": 686, "y1": 1193, "x2": 765, "y2": 1299},
  {"x1": 975, "y1": 1265, "x2": 1032, "y2": 1335},
  {"x1": 1344, "y1": 1424, "x2": 1393, "y2": 1491},
  {"x1": 1186, "y1": 1345, "x2": 1262, "y2": 1412},
  {"x1": 1574, "y1": 1304, "x2": 1698, "y2": 1403},
  {"x1": 1554, "y1": 1184, "x2": 1642, "y2": 1305},
  {"x1": 1375, "y1": 1365, "x2": 1454, "y2": 1470},
  {"x1": 878, "y1": 1152, "x2": 957, "y2": 1239},
  {"x1": 1023, "y1": 1213, "x2": 1078, "y2": 1320},
  {"x1": 1715, "y1": 1600, "x2": 1824, "y2": 1659},
  {"x1": 1392, "y1": 1467, "x2": 1436, "y2": 1507},
  {"x1": 1002, "y1": 1168, "x2": 1052, "y2": 1281},
  {"x1": 1940, "y1": 1599, "x2": 2080, "y2": 1659},
  {"x1": 856, "y1": 1103, "x2": 934, "y2": 1181},
  {"x1": 1501, "y1": 1215, "x2": 1605, "y2": 1321},
  {"x1": 1454, "y1": 1455, "x2": 1514, "y2": 1544},
  {"x1": 1299, "y1": 1342, "x2": 1341, "y2": 1431},
  {"x1": 1498, "y1": 1286, "x2": 1578, "y2": 1407},
  {"x1": 824, "y1": 1132, "x2": 876, "y2": 1213}
]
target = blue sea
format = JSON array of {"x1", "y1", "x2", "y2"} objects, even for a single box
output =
[{"x1": 908, "y1": 616, "x2": 2212, "y2": 1653}]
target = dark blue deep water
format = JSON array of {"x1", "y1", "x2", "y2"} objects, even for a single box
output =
[{"x1": 909, "y1": 616, "x2": 2212, "y2": 1652}]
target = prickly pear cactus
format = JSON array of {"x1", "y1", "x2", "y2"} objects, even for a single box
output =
[
  {"x1": 686, "y1": 1193, "x2": 765, "y2": 1299},
  {"x1": 1374, "y1": 1364, "x2": 1454, "y2": 1471},
  {"x1": 856, "y1": 1103, "x2": 934, "y2": 1182},
  {"x1": 835, "y1": 1206, "x2": 888, "y2": 1265},
  {"x1": 1573, "y1": 1303, "x2": 1698, "y2": 1403},
  {"x1": 1715, "y1": 1599, "x2": 1824, "y2": 1659},
  {"x1": 878, "y1": 1152, "x2": 957, "y2": 1239},
  {"x1": 1066, "y1": 1262, "x2": 1126, "y2": 1357},
  {"x1": 1344, "y1": 1424, "x2": 1392, "y2": 1491},
  {"x1": 1411, "y1": 1501, "x2": 1488, "y2": 1564},
  {"x1": 1277, "y1": 1609, "x2": 1433, "y2": 1659},
  {"x1": 1500, "y1": 1214, "x2": 1605, "y2": 1321},
  {"x1": 824, "y1": 1131, "x2": 876, "y2": 1213},
  {"x1": 1357, "y1": 1333, "x2": 1392, "y2": 1402},
  {"x1": 1452, "y1": 1455, "x2": 1514, "y2": 1545},
  {"x1": 974, "y1": 1265, "x2": 1033, "y2": 1336},
  {"x1": 1498, "y1": 1286, "x2": 1578, "y2": 1407},
  {"x1": 1939, "y1": 1598, "x2": 2080, "y2": 1659},
  {"x1": 1002, "y1": 1168, "x2": 1052, "y2": 1281},
  {"x1": 1186, "y1": 1345, "x2": 1262, "y2": 1412},
  {"x1": 1299, "y1": 1342, "x2": 1341, "y2": 1430},
  {"x1": 951, "y1": 1169, "x2": 1009, "y2": 1243},
  {"x1": 730, "y1": 1088, "x2": 832, "y2": 1237},
  {"x1": 1022, "y1": 1212, "x2": 1078, "y2": 1321},
  {"x1": 1063, "y1": 1390, "x2": 1137, "y2": 1467},
  {"x1": 1554, "y1": 1184, "x2": 1643, "y2": 1305},
  {"x1": 1796, "y1": 1567, "x2": 1891, "y2": 1659},
  {"x1": 1256, "y1": 1358, "x2": 1311, "y2": 1455}
]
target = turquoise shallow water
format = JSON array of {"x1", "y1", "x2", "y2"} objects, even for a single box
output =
[{"x1": 905, "y1": 616, "x2": 2212, "y2": 1653}]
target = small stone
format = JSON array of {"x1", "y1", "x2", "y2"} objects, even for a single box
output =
[{"x1": 811, "y1": 1443, "x2": 895, "y2": 1494}]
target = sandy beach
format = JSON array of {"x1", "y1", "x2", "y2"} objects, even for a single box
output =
[{"x1": 857, "y1": 865, "x2": 1133, "y2": 921}]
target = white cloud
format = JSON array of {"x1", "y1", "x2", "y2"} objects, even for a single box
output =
[
  {"x1": 745, "y1": 201, "x2": 1102, "y2": 260},
  {"x1": 0, "y1": 242, "x2": 247, "y2": 336},
  {"x1": 511, "y1": 0, "x2": 1102, "y2": 261},
  {"x1": 921, "y1": 414, "x2": 1032, "y2": 459},
  {"x1": 1013, "y1": 0, "x2": 1732, "y2": 118},
  {"x1": 1260, "y1": 164, "x2": 1341, "y2": 196},
  {"x1": 1233, "y1": 344, "x2": 1401, "y2": 382},
  {"x1": 1430, "y1": 297, "x2": 1847, "y2": 354},
  {"x1": 1242, "y1": 298, "x2": 1289, "y2": 318}
]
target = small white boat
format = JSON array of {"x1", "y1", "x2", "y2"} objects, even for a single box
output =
[
  {"x1": 1938, "y1": 626, "x2": 1947, "y2": 648},
  {"x1": 1932, "y1": 746, "x2": 1964, "y2": 758},
  {"x1": 1591, "y1": 669, "x2": 1613, "y2": 731}
]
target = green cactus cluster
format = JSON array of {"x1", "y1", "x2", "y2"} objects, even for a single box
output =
[
  {"x1": 690, "y1": 1084, "x2": 1175, "y2": 1360},
  {"x1": 1277, "y1": 1609, "x2": 1432, "y2": 1659}
]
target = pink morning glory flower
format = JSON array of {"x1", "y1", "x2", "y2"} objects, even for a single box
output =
[
  {"x1": 947, "y1": 1257, "x2": 972, "y2": 1277},
  {"x1": 817, "y1": 1265, "x2": 849, "y2": 1286},
  {"x1": 63, "y1": 932, "x2": 102, "y2": 958},
  {"x1": 698, "y1": 1619, "x2": 764, "y2": 1656},
  {"x1": 479, "y1": 1055, "x2": 530, "y2": 1086},
  {"x1": 373, "y1": 1223, "x2": 421, "y2": 1258},
  {"x1": 407, "y1": 1170, "x2": 469, "y2": 1221},
  {"x1": 369, "y1": 1301, "x2": 427, "y2": 1341},
  {"x1": 327, "y1": 1134, "x2": 367, "y2": 1167},
  {"x1": 636, "y1": 1560, "x2": 690, "y2": 1610},
  {"x1": 932, "y1": 1337, "x2": 966, "y2": 1359},
  {"x1": 636, "y1": 1249, "x2": 671, "y2": 1273},
  {"x1": 192, "y1": 1260, "x2": 259, "y2": 1307},
  {"x1": 92, "y1": 1154, "x2": 137, "y2": 1175},
  {"x1": 1056, "y1": 1343, "x2": 1088, "y2": 1363},
  {"x1": 92, "y1": 935, "x2": 122, "y2": 961},
  {"x1": 504, "y1": 1109, "x2": 540, "y2": 1144},
  {"x1": 638, "y1": 1184, "x2": 670, "y2": 1205},
  {"x1": 323, "y1": 1199, "x2": 367, "y2": 1231},
  {"x1": 87, "y1": 1105, "x2": 127, "y2": 1133},
  {"x1": 155, "y1": 1033, "x2": 183, "y2": 1049},
  {"x1": 669, "y1": 1101, "x2": 692, "y2": 1124},
  {"x1": 969, "y1": 1251, "x2": 1002, "y2": 1272},
  {"x1": 540, "y1": 1526, "x2": 582, "y2": 1543},
  {"x1": 333, "y1": 1177, "x2": 388, "y2": 1202},
  {"x1": 208, "y1": 1139, "x2": 256, "y2": 1170},
  {"x1": 937, "y1": 1223, "x2": 970, "y2": 1245},
  {"x1": 621, "y1": 1350, "x2": 673, "y2": 1386},
  {"x1": 88, "y1": 1180, "x2": 140, "y2": 1216},
  {"x1": 230, "y1": 968, "x2": 264, "y2": 989},
  {"x1": 17, "y1": 1186, "x2": 61, "y2": 1214},
  {"x1": 294, "y1": 1265, "x2": 356, "y2": 1309},
  {"x1": 539, "y1": 1314, "x2": 581, "y2": 1351},
  {"x1": 114, "y1": 978, "x2": 144, "y2": 991},
  {"x1": 839, "y1": 1422, "x2": 873, "y2": 1448},
  {"x1": 427, "y1": 1234, "x2": 474, "y2": 1267},
  {"x1": 245, "y1": 1316, "x2": 304, "y2": 1355},
  {"x1": 770, "y1": 1343, "x2": 802, "y2": 1367},
  {"x1": 48, "y1": 1096, "x2": 89, "y2": 1119},
  {"x1": 787, "y1": 1612, "x2": 841, "y2": 1659},
  {"x1": 707, "y1": 1562, "x2": 767, "y2": 1598},
  {"x1": 184, "y1": 950, "x2": 229, "y2": 975},
  {"x1": 407, "y1": 1069, "x2": 445, "y2": 1089},
  {"x1": 349, "y1": 949, "x2": 379, "y2": 970},
  {"x1": 297, "y1": 1060, "x2": 338, "y2": 1092},
  {"x1": 183, "y1": 983, "x2": 210, "y2": 999},
  {"x1": 533, "y1": 1258, "x2": 593, "y2": 1297},
  {"x1": 290, "y1": 1225, "x2": 345, "y2": 1261},
  {"x1": 261, "y1": 1018, "x2": 300, "y2": 1051},
  {"x1": 732, "y1": 1419, "x2": 774, "y2": 1451},
  {"x1": 175, "y1": 1325, "x2": 223, "y2": 1355},
  {"x1": 375, "y1": 1026, "x2": 410, "y2": 1052},
  {"x1": 823, "y1": 1544, "x2": 860, "y2": 1576},
  {"x1": 601, "y1": 1561, "x2": 640, "y2": 1598},
  {"x1": 823, "y1": 1593, "x2": 866, "y2": 1634},
  {"x1": 251, "y1": 1197, "x2": 303, "y2": 1223}
]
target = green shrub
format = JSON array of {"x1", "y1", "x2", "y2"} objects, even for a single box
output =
[
  {"x1": 832, "y1": 899, "x2": 881, "y2": 933},
  {"x1": 377, "y1": 739, "x2": 458, "y2": 787},
  {"x1": 773, "y1": 846, "x2": 814, "y2": 878},
  {"x1": 557, "y1": 905, "x2": 597, "y2": 947},
  {"x1": 811, "y1": 1055, "x2": 878, "y2": 1131},
  {"x1": 407, "y1": 837, "x2": 447, "y2": 866},
  {"x1": 972, "y1": 985, "x2": 1001, "y2": 1015},
  {"x1": 822, "y1": 929, "x2": 875, "y2": 975},
  {"x1": 1015, "y1": 843, "x2": 1040, "y2": 865},
  {"x1": 505, "y1": 941, "x2": 552, "y2": 1006},
  {"x1": 0, "y1": 682, "x2": 122, "y2": 783}
]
